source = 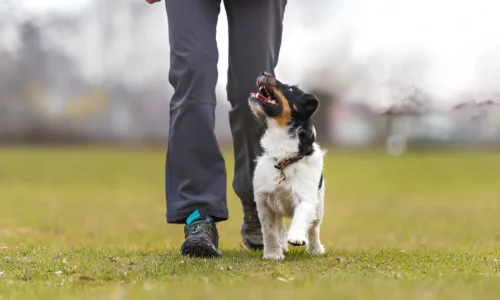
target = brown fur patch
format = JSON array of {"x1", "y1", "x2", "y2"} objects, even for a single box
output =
[
  {"x1": 292, "y1": 104, "x2": 298, "y2": 111},
  {"x1": 267, "y1": 77, "x2": 276, "y2": 86},
  {"x1": 271, "y1": 88, "x2": 291, "y2": 127}
]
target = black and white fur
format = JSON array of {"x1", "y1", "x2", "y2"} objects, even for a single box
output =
[{"x1": 248, "y1": 72, "x2": 326, "y2": 260}]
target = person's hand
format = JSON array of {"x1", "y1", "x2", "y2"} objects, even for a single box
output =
[{"x1": 146, "y1": 0, "x2": 161, "y2": 4}]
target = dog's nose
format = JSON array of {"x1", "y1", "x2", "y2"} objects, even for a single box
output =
[{"x1": 260, "y1": 71, "x2": 270, "y2": 76}]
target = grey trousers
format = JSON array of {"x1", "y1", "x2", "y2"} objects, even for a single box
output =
[{"x1": 165, "y1": 0, "x2": 288, "y2": 224}]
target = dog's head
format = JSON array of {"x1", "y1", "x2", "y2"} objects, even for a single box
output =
[
  {"x1": 248, "y1": 72, "x2": 319, "y2": 127},
  {"x1": 249, "y1": 72, "x2": 320, "y2": 155}
]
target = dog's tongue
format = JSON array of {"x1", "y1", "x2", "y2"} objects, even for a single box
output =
[{"x1": 250, "y1": 92, "x2": 269, "y2": 101}]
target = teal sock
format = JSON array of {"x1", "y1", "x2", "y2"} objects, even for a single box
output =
[{"x1": 186, "y1": 208, "x2": 212, "y2": 226}]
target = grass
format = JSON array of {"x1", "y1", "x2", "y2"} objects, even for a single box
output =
[{"x1": 1, "y1": 146, "x2": 500, "y2": 299}]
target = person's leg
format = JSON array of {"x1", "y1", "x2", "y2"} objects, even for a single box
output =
[
  {"x1": 223, "y1": 0, "x2": 288, "y2": 250},
  {"x1": 165, "y1": 0, "x2": 226, "y2": 257}
]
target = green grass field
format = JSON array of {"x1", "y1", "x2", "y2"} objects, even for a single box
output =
[{"x1": 1, "y1": 146, "x2": 500, "y2": 299}]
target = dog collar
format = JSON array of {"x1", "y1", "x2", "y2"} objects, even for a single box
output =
[{"x1": 274, "y1": 155, "x2": 305, "y2": 184}]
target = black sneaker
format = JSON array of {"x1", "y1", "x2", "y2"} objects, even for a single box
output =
[
  {"x1": 180, "y1": 208, "x2": 222, "y2": 258},
  {"x1": 241, "y1": 208, "x2": 264, "y2": 250}
]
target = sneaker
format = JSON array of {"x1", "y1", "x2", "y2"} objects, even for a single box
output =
[
  {"x1": 180, "y1": 208, "x2": 222, "y2": 258},
  {"x1": 241, "y1": 208, "x2": 264, "y2": 250}
]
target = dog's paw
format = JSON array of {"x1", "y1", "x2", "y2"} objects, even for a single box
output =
[
  {"x1": 287, "y1": 231, "x2": 308, "y2": 246},
  {"x1": 263, "y1": 252, "x2": 285, "y2": 260},
  {"x1": 307, "y1": 243, "x2": 325, "y2": 255},
  {"x1": 281, "y1": 244, "x2": 289, "y2": 253}
]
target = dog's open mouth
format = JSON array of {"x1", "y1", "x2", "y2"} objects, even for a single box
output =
[{"x1": 250, "y1": 85, "x2": 278, "y2": 105}]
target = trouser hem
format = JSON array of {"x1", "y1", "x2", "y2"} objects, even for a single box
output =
[{"x1": 166, "y1": 207, "x2": 229, "y2": 224}]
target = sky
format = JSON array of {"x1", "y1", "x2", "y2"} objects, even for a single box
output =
[
  {"x1": 17, "y1": 0, "x2": 500, "y2": 108},
  {"x1": 349, "y1": 0, "x2": 500, "y2": 101},
  {"x1": 20, "y1": 0, "x2": 89, "y2": 14}
]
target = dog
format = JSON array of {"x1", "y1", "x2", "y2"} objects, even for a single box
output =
[{"x1": 248, "y1": 71, "x2": 325, "y2": 260}]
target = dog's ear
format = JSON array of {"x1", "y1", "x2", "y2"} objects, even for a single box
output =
[{"x1": 300, "y1": 93, "x2": 319, "y2": 117}]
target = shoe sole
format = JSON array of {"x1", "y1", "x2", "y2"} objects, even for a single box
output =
[{"x1": 180, "y1": 236, "x2": 222, "y2": 258}]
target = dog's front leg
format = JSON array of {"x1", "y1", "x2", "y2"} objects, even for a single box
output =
[
  {"x1": 278, "y1": 218, "x2": 289, "y2": 253},
  {"x1": 287, "y1": 193, "x2": 316, "y2": 246},
  {"x1": 307, "y1": 188, "x2": 325, "y2": 255},
  {"x1": 256, "y1": 196, "x2": 284, "y2": 260}
]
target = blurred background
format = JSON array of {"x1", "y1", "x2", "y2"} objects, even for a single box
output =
[
  {"x1": 2, "y1": 0, "x2": 500, "y2": 154},
  {"x1": 3, "y1": 4, "x2": 500, "y2": 297}
]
